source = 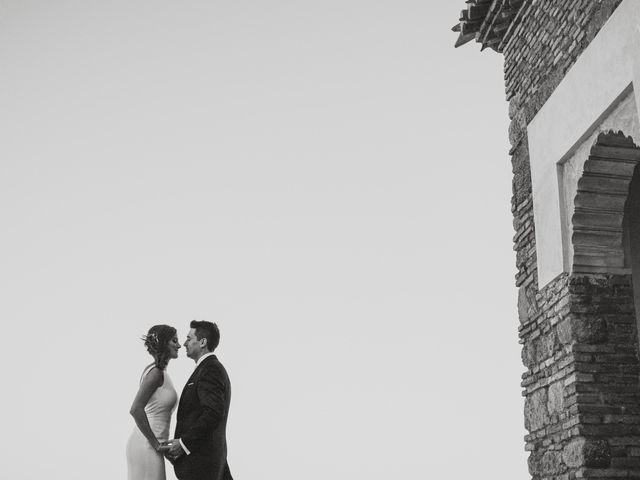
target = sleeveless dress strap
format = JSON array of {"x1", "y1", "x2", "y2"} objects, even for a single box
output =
[{"x1": 139, "y1": 364, "x2": 158, "y2": 384}]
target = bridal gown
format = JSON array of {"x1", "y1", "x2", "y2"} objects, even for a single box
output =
[{"x1": 126, "y1": 365, "x2": 178, "y2": 480}]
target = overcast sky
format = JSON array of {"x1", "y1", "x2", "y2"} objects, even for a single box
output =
[{"x1": 0, "y1": 1, "x2": 527, "y2": 479}]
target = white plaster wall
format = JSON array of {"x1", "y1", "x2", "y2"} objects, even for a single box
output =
[
  {"x1": 560, "y1": 91, "x2": 640, "y2": 268},
  {"x1": 527, "y1": 0, "x2": 640, "y2": 287}
]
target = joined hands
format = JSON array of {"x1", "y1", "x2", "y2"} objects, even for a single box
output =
[{"x1": 158, "y1": 439, "x2": 184, "y2": 462}]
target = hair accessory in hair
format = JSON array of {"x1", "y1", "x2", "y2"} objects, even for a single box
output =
[{"x1": 141, "y1": 332, "x2": 160, "y2": 354}]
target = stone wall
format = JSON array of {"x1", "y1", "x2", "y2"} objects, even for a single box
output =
[
  {"x1": 521, "y1": 273, "x2": 640, "y2": 478},
  {"x1": 504, "y1": 1, "x2": 640, "y2": 479}
]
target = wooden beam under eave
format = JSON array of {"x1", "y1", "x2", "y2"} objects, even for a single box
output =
[
  {"x1": 480, "y1": 36, "x2": 502, "y2": 52},
  {"x1": 455, "y1": 32, "x2": 477, "y2": 48},
  {"x1": 468, "y1": 3, "x2": 491, "y2": 20},
  {"x1": 460, "y1": 20, "x2": 482, "y2": 35},
  {"x1": 499, "y1": 6, "x2": 515, "y2": 19},
  {"x1": 492, "y1": 20, "x2": 510, "y2": 34}
]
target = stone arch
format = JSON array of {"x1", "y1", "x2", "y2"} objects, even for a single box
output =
[{"x1": 571, "y1": 131, "x2": 640, "y2": 274}]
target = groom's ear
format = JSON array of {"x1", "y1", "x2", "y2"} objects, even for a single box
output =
[{"x1": 200, "y1": 337, "x2": 208, "y2": 350}]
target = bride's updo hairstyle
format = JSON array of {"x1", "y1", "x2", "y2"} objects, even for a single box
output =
[{"x1": 141, "y1": 324, "x2": 177, "y2": 370}]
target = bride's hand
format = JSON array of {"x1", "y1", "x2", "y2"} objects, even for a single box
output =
[
  {"x1": 157, "y1": 442, "x2": 172, "y2": 456},
  {"x1": 160, "y1": 439, "x2": 184, "y2": 461}
]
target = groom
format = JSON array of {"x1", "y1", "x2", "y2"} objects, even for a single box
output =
[{"x1": 161, "y1": 320, "x2": 233, "y2": 480}]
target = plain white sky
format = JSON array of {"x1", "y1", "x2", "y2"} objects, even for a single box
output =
[{"x1": 0, "y1": 1, "x2": 527, "y2": 478}]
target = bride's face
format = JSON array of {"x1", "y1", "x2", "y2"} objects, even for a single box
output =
[{"x1": 167, "y1": 335, "x2": 181, "y2": 359}]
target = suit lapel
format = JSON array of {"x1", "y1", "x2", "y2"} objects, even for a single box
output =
[{"x1": 177, "y1": 355, "x2": 217, "y2": 418}]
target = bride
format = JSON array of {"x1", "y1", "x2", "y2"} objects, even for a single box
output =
[{"x1": 126, "y1": 325, "x2": 181, "y2": 480}]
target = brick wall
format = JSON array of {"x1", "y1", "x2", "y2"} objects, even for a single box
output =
[
  {"x1": 506, "y1": 0, "x2": 623, "y2": 149},
  {"x1": 502, "y1": 1, "x2": 640, "y2": 479}
]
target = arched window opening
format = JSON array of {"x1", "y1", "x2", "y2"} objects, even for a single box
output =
[
  {"x1": 624, "y1": 163, "x2": 640, "y2": 337},
  {"x1": 572, "y1": 132, "x2": 640, "y2": 274}
]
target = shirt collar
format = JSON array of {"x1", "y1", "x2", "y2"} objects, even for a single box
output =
[{"x1": 196, "y1": 351, "x2": 216, "y2": 367}]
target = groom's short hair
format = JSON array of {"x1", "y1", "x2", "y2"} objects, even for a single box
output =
[{"x1": 190, "y1": 320, "x2": 220, "y2": 352}]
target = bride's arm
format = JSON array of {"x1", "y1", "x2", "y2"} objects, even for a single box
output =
[{"x1": 129, "y1": 367, "x2": 164, "y2": 453}]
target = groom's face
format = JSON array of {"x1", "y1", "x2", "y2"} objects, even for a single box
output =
[{"x1": 184, "y1": 328, "x2": 204, "y2": 360}]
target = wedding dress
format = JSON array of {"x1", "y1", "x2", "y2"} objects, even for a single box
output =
[{"x1": 126, "y1": 365, "x2": 178, "y2": 480}]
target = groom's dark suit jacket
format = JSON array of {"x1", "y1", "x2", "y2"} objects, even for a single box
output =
[{"x1": 174, "y1": 354, "x2": 233, "y2": 480}]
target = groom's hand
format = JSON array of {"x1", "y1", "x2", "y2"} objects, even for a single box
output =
[{"x1": 159, "y1": 439, "x2": 185, "y2": 461}]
